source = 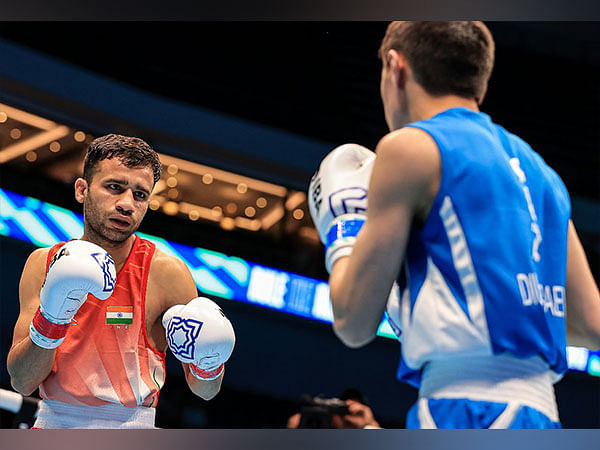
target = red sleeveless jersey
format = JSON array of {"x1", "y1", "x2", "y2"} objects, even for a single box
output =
[{"x1": 38, "y1": 235, "x2": 166, "y2": 408}]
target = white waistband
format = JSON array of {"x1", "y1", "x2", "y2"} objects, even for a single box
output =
[
  {"x1": 34, "y1": 399, "x2": 156, "y2": 429},
  {"x1": 419, "y1": 354, "x2": 559, "y2": 422}
]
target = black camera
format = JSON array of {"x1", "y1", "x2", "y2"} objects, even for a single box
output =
[
  {"x1": 298, "y1": 395, "x2": 350, "y2": 429},
  {"x1": 11, "y1": 396, "x2": 40, "y2": 429}
]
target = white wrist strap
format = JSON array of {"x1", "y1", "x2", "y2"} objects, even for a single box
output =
[{"x1": 324, "y1": 214, "x2": 365, "y2": 273}]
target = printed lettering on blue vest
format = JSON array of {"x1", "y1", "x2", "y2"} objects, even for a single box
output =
[{"x1": 516, "y1": 272, "x2": 565, "y2": 318}]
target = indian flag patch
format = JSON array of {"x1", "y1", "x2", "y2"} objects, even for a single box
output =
[{"x1": 106, "y1": 306, "x2": 133, "y2": 325}]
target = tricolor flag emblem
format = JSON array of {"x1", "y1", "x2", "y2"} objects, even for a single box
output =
[{"x1": 106, "y1": 306, "x2": 133, "y2": 325}]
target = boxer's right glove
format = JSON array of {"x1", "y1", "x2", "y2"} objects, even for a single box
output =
[
  {"x1": 308, "y1": 143, "x2": 375, "y2": 273},
  {"x1": 163, "y1": 297, "x2": 235, "y2": 381},
  {"x1": 30, "y1": 240, "x2": 116, "y2": 349}
]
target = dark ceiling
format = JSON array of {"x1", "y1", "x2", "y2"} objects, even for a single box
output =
[{"x1": 0, "y1": 22, "x2": 597, "y2": 201}]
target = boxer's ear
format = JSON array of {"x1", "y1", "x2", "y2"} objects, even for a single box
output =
[
  {"x1": 387, "y1": 50, "x2": 407, "y2": 90},
  {"x1": 74, "y1": 178, "x2": 88, "y2": 204}
]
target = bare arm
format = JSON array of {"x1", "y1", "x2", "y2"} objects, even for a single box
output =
[
  {"x1": 565, "y1": 221, "x2": 600, "y2": 348},
  {"x1": 151, "y1": 252, "x2": 224, "y2": 400},
  {"x1": 6, "y1": 248, "x2": 56, "y2": 395},
  {"x1": 329, "y1": 128, "x2": 441, "y2": 347},
  {"x1": 181, "y1": 362, "x2": 223, "y2": 400}
]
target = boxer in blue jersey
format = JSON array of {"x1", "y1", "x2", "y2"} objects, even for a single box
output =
[{"x1": 308, "y1": 22, "x2": 600, "y2": 428}]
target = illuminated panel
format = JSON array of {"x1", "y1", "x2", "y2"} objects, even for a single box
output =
[
  {"x1": 0, "y1": 187, "x2": 593, "y2": 374},
  {"x1": 588, "y1": 354, "x2": 600, "y2": 377},
  {"x1": 566, "y1": 346, "x2": 590, "y2": 373}
]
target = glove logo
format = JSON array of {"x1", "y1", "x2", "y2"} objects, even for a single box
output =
[
  {"x1": 43, "y1": 247, "x2": 71, "y2": 289},
  {"x1": 167, "y1": 317, "x2": 204, "y2": 360},
  {"x1": 309, "y1": 173, "x2": 323, "y2": 215},
  {"x1": 48, "y1": 247, "x2": 70, "y2": 271},
  {"x1": 91, "y1": 252, "x2": 116, "y2": 292},
  {"x1": 329, "y1": 187, "x2": 368, "y2": 216}
]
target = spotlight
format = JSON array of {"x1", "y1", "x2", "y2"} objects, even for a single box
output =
[
  {"x1": 226, "y1": 202, "x2": 237, "y2": 214},
  {"x1": 220, "y1": 217, "x2": 235, "y2": 230},
  {"x1": 49, "y1": 141, "x2": 61, "y2": 152},
  {"x1": 256, "y1": 197, "x2": 267, "y2": 208},
  {"x1": 162, "y1": 201, "x2": 179, "y2": 216}
]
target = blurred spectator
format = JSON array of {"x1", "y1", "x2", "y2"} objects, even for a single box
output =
[{"x1": 287, "y1": 388, "x2": 381, "y2": 429}]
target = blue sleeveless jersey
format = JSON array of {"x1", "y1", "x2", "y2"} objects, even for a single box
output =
[{"x1": 390, "y1": 108, "x2": 571, "y2": 387}]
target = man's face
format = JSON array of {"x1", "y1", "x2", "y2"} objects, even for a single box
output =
[{"x1": 80, "y1": 157, "x2": 154, "y2": 244}]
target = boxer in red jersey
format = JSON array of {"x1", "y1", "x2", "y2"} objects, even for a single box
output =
[{"x1": 7, "y1": 134, "x2": 235, "y2": 428}]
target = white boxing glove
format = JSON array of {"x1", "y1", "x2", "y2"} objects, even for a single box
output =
[
  {"x1": 163, "y1": 297, "x2": 235, "y2": 381},
  {"x1": 308, "y1": 143, "x2": 375, "y2": 272},
  {"x1": 30, "y1": 240, "x2": 117, "y2": 349}
]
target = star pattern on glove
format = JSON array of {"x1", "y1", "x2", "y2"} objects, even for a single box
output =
[
  {"x1": 167, "y1": 317, "x2": 203, "y2": 360},
  {"x1": 91, "y1": 252, "x2": 116, "y2": 292}
]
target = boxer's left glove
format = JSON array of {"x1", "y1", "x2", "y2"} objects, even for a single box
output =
[
  {"x1": 163, "y1": 297, "x2": 235, "y2": 381},
  {"x1": 308, "y1": 143, "x2": 375, "y2": 273},
  {"x1": 30, "y1": 240, "x2": 116, "y2": 349}
]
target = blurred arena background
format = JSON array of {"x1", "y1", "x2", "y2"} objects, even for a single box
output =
[{"x1": 0, "y1": 22, "x2": 598, "y2": 428}]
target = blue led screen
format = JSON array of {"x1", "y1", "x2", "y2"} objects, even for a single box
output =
[{"x1": 1, "y1": 187, "x2": 596, "y2": 375}]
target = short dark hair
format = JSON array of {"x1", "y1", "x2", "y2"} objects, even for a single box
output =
[
  {"x1": 83, "y1": 134, "x2": 162, "y2": 184},
  {"x1": 379, "y1": 21, "x2": 495, "y2": 104}
]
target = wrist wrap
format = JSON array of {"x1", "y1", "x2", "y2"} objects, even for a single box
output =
[
  {"x1": 189, "y1": 363, "x2": 224, "y2": 381},
  {"x1": 29, "y1": 307, "x2": 69, "y2": 349}
]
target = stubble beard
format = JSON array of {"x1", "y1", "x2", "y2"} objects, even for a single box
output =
[{"x1": 84, "y1": 196, "x2": 139, "y2": 246}]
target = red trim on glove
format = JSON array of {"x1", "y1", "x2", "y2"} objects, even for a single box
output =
[
  {"x1": 189, "y1": 363, "x2": 224, "y2": 380},
  {"x1": 31, "y1": 308, "x2": 69, "y2": 340}
]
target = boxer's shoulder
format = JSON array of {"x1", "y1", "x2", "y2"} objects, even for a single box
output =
[
  {"x1": 17, "y1": 248, "x2": 52, "y2": 319},
  {"x1": 147, "y1": 248, "x2": 197, "y2": 311},
  {"x1": 26, "y1": 246, "x2": 51, "y2": 267},
  {"x1": 372, "y1": 128, "x2": 441, "y2": 219},
  {"x1": 20, "y1": 247, "x2": 52, "y2": 287},
  {"x1": 149, "y1": 247, "x2": 187, "y2": 273},
  {"x1": 376, "y1": 127, "x2": 439, "y2": 164},
  {"x1": 373, "y1": 127, "x2": 440, "y2": 199}
]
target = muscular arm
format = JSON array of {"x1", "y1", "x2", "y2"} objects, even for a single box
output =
[
  {"x1": 565, "y1": 221, "x2": 600, "y2": 348},
  {"x1": 6, "y1": 248, "x2": 56, "y2": 395},
  {"x1": 149, "y1": 252, "x2": 223, "y2": 400},
  {"x1": 329, "y1": 128, "x2": 440, "y2": 347}
]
